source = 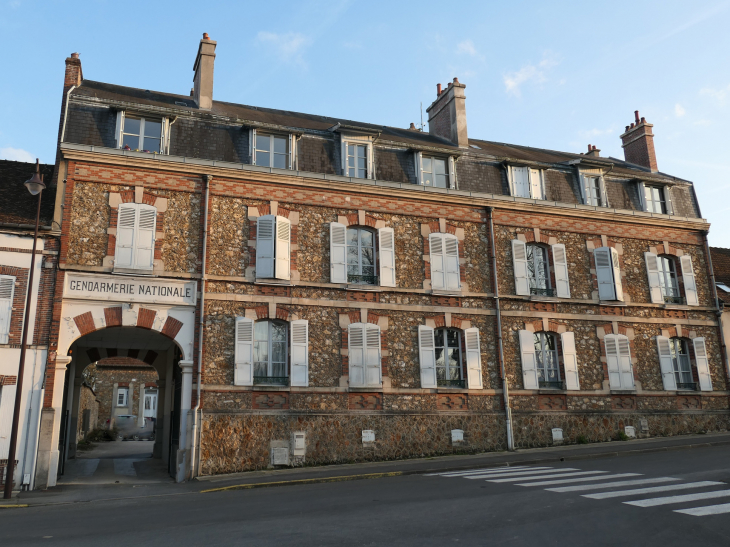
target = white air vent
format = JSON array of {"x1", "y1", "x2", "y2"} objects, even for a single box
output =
[
  {"x1": 362, "y1": 430, "x2": 375, "y2": 444},
  {"x1": 624, "y1": 426, "x2": 636, "y2": 438},
  {"x1": 451, "y1": 429, "x2": 464, "y2": 444},
  {"x1": 551, "y1": 428, "x2": 563, "y2": 443}
]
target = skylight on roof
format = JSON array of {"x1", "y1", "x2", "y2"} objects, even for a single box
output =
[
  {"x1": 470, "y1": 144, "x2": 481, "y2": 149},
  {"x1": 717, "y1": 283, "x2": 730, "y2": 293}
]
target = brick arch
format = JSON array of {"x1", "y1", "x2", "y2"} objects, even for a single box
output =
[
  {"x1": 72, "y1": 307, "x2": 184, "y2": 339},
  {"x1": 94, "y1": 356, "x2": 156, "y2": 369}
]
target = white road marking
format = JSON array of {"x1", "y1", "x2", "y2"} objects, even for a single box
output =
[
  {"x1": 625, "y1": 489, "x2": 730, "y2": 508},
  {"x1": 517, "y1": 473, "x2": 642, "y2": 487},
  {"x1": 584, "y1": 481, "x2": 725, "y2": 500},
  {"x1": 548, "y1": 477, "x2": 680, "y2": 493},
  {"x1": 675, "y1": 502, "x2": 730, "y2": 516},
  {"x1": 489, "y1": 471, "x2": 608, "y2": 483},
  {"x1": 428, "y1": 466, "x2": 536, "y2": 477},
  {"x1": 463, "y1": 468, "x2": 578, "y2": 480}
]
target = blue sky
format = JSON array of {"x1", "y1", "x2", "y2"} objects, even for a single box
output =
[{"x1": 2, "y1": 0, "x2": 730, "y2": 245}]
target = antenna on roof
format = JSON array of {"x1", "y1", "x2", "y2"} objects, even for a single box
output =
[{"x1": 420, "y1": 102, "x2": 424, "y2": 132}]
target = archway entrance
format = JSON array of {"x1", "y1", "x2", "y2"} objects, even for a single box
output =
[{"x1": 57, "y1": 327, "x2": 185, "y2": 484}]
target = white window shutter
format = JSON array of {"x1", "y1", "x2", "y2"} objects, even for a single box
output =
[
  {"x1": 610, "y1": 248, "x2": 624, "y2": 301},
  {"x1": 234, "y1": 317, "x2": 254, "y2": 386},
  {"x1": 290, "y1": 319, "x2": 309, "y2": 387},
  {"x1": 429, "y1": 233, "x2": 445, "y2": 290},
  {"x1": 160, "y1": 118, "x2": 169, "y2": 154},
  {"x1": 249, "y1": 128, "x2": 256, "y2": 164},
  {"x1": 512, "y1": 166, "x2": 529, "y2": 198},
  {"x1": 348, "y1": 323, "x2": 366, "y2": 387},
  {"x1": 511, "y1": 239, "x2": 530, "y2": 296},
  {"x1": 115, "y1": 203, "x2": 137, "y2": 268},
  {"x1": 644, "y1": 252, "x2": 663, "y2": 304},
  {"x1": 519, "y1": 330, "x2": 539, "y2": 389},
  {"x1": 604, "y1": 335, "x2": 622, "y2": 389},
  {"x1": 414, "y1": 152, "x2": 423, "y2": 185},
  {"x1": 581, "y1": 174, "x2": 591, "y2": 204},
  {"x1": 594, "y1": 247, "x2": 615, "y2": 300},
  {"x1": 341, "y1": 138, "x2": 348, "y2": 176},
  {"x1": 115, "y1": 110, "x2": 125, "y2": 148},
  {"x1": 274, "y1": 216, "x2": 291, "y2": 280},
  {"x1": 663, "y1": 187, "x2": 674, "y2": 215},
  {"x1": 599, "y1": 177, "x2": 609, "y2": 208},
  {"x1": 444, "y1": 234, "x2": 461, "y2": 290},
  {"x1": 418, "y1": 325, "x2": 437, "y2": 389},
  {"x1": 288, "y1": 134, "x2": 294, "y2": 170},
  {"x1": 448, "y1": 156, "x2": 456, "y2": 189},
  {"x1": 529, "y1": 169, "x2": 544, "y2": 200},
  {"x1": 692, "y1": 337, "x2": 713, "y2": 391},
  {"x1": 0, "y1": 276, "x2": 15, "y2": 344},
  {"x1": 507, "y1": 166, "x2": 515, "y2": 195},
  {"x1": 367, "y1": 143, "x2": 374, "y2": 179},
  {"x1": 551, "y1": 243, "x2": 570, "y2": 298},
  {"x1": 378, "y1": 227, "x2": 396, "y2": 287},
  {"x1": 638, "y1": 182, "x2": 647, "y2": 211},
  {"x1": 656, "y1": 336, "x2": 677, "y2": 390},
  {"x1": 680, "y1": 255, "x2": 698, "y2": 306},
  {"x1": 561, "y1": 331, "x2": 580, "y2": 390},
  {"x1": 256, "y1": 215, "x2": 276, "y2": 279},
  {"x1": 365, "y1": 324, "x2": 382, "y2": 386},
  {"x1": 464, "y1": 327, "x2": 483, "y2": 389},
  {"x1": 617, "y1": 335, "x2": 635, "y2": 388},
  {"x1": 135, "y1": 205, "x2": 156, "y2": 270},
  {"x1": 329, "y1": 222, "x2": 347, "y2": 283}
]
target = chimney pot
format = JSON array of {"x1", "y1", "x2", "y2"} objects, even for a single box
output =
[
  {"x1": 630, "y1": 123, "x2": 635, "y2": 128},
  {"x1": 640, "y1": 117, "x2": 646, "y2": 123},
  {"x1": 622, "y1": 109, "x2": 658, "y2": 171},
  {"x1": 71, "y1": 52, "x2": 79, "y2": 59},
  {"x1": 587, "y1": 144, "x2": 592, "y2": 152},
  {"x1": 409, "y1": 123, "x2": 416, "y2": 130},
  {"x1": 436, "y1": 83, "x2": 442, "y2": 96},
  {"x1": 453, "y1": 77, "x2": 460, "y2": 84},
  {"x1": 203, "y1": 32, "x2": 210, "y2": 40},
  {"x1": 634, "y1": 110, "x2": 640, "y2": 123},
  {"x1": 625, "y1": 125, "x2": 630, "y2": 131}
]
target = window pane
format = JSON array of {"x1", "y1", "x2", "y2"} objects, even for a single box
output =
[
  {"x1": 144, "y1": 119, "x2": 162, "y2": 138},
  {"x1": 122, "y1": 134, "x2": 140, "y2": 150},
  {"x1": 422, "y1": 157, "x2": 432, "y2": 173},
  {"x1": 357, "y1": 145, "x2": 366, "y2": 159},
  {"x1": 257, "y1": 135, "x2": 271, "y2": 152},
  {"x1": 361, "y1": 247, "x2": 374, "y2": 266},
  {"x1": 254, "y1": 321, "x2": 269, "y2": 341},
  {"x1": 434, "y1": 329, "x2": 444, "y2": 348},
  {"x1": 422, "y1": 172, "x2": 434, "y2": 186},
  {"x1": 272, "y1": 323, "x2": 287, "y2": 341},
  {"x1": 272, "y1": 341, "x2": 286, "y2": 362},
  {"x1": 434, "y1": 159, "x2": 447, "y2": 175},
  {"x1": 256, "y1": 151, "x2": 270, "y2": 167},
  {"x1": 435, "y1": 347, "x2": 445, "y2": 367},
  {"x1": 360, "y1": 230, "x2": 374, "y2": 247},
  {"x1": 348, "y1": 144, "x2": 354, "y2": 156},
  {"x1": 347, "y1": 246, "x2": 359, "y2": 264},
  {"x1": 123, "y1": 118, "x2": 141, "y2": 135},
  {"x1": 446, "y1": 330, "x2": 460, "y2": 348},
  {"x1": 143, "y1": 137, "x2": 161, "y2": 153},
  {"x1": 362, "y1": 265, "x2": 375, "y2": 277},
  {"x1": 347, "y1": 229, "x2": 359, "y2": 246},
  {"x1": 357, "y1": 167, "x2": 367, "y2": 179},
  {"x1": 357, "y1": 156, "x2": 366, "y2": 170},
  {"x1": 254, "y1": 362, "x2": 267, "y2": 376},
  {"x1": 273, "y1": 153, "x2": 287, "y2": 169},
  {"x1": 434, "y1": 174, "x2": 448, "y2": 188},
  {"x1": 273, "y1": 136, "x2": 287, "y2": 154},
  {"x1": 254, "y1": 342, "x2": 268, "y2": 364}
]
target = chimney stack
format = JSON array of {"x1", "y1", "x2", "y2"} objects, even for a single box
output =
[
  {"x1": 193, "y1": 33, "x2": 217, "y2": 110},
  {"x1": 427, "y1": 77, "x2": 468, "y2": 148},
  {"x1": 586, "y1": 144, "x2": 600, "y2": 157},
  {"x1": 620, "y1": 110, "x2": 658, "y2": 172},
  {"x1": 64, "y1": 52, "x2": 83, "y2": 89}
]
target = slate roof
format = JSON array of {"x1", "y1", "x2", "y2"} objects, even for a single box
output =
[
  {"x1": 71, "y1": 80, "x2": 689, "y2": 184},
  {"x1": 0, "y1": 159, "x2": 56, "y2": 228}
]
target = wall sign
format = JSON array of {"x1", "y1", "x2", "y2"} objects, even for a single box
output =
[{"x1": 63, "y1": 273, "x2": 197, "y2": 306}]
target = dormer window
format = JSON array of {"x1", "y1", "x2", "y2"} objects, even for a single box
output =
[
  {"x1": 339, "y1": 135, "x2": 374, "y2": 179},
  {"x1": 507, "y1": 166, "x2": 545, "y2": 200},
  {"x1": 639, "y1": 183, "x2": 673, "y2": 214},
  {"x1": 249, "y1": 129, "x2": 295, "y2": 170},
  {"x1": 415, "y1": 152, "x2": 456, "y2": 188},
  {"x1": 115, "y1": 112, "x2": 167, "y2": 154},
  {"x1": 579, "y1": 170, "x2": 608, "y2": 207}
]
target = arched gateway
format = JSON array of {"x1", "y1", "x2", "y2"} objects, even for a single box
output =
[{"x1": 34, "y1": 273, "x2": 197, "y2": 488}]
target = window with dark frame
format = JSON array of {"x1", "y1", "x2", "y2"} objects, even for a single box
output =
[
  {"x1": 253, "y1": 320, "x2": 288, "y2": 385},
  {"x1": 644, "y1": 185, "x2": 667, "y2": 214},
  {"x1": 122, "y1": 116, "x2": 162, "y2": 153},
  {"x1": 117, "y1": 387, "x2": 129, "y2": 407},
  {"x1": 586, "y1": 176, "x2": 602, "y2": 206},
  {"x1": 534, "y1": 332, "x2": 561, "y2": 388},
  {"x1": 434, "y1": 328, "x2": 463, "y2": 387},
  {"x1": 421, "y1": 156, "x2": 449, "y2": 188},
  {"x1": 255, "y1": 133, "x2": 288, "y2": 169},
  {"x1": 346, "y1": 227, "x2": 377, "y2": 285},
  {"x1": 527, "y1": 244, "x2": 553, "y2": 296},
  {"x1": 669, "y1": 338, "x2": 695, "y2": 390},
  {"x1": 346, "y1": 143, "x2": 367, "y2": 178},
  {"x1": 657, "y1": 255, "x2": 682, "y2": 303}
]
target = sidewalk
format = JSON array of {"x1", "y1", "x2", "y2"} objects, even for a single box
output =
[{"x1": 3, "y1": 431, "x2": 729, "y2": 507}]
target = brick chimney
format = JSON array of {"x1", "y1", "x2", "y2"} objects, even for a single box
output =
[
  {"x1": 426, "y1": 77, "x2": 468, "y2": 148},
  {"x1": 193, "y1": 33, "x2": 217, "y2": 110},
  {"x1": 620, "y1": 110, "x2": 658, "y2": 172},
  {"x1": 585, "y1": 144, "x2": 600, "y2": 157},
  {"x1": 65, "y1": 52, "x2": 83, "y2": 89}
]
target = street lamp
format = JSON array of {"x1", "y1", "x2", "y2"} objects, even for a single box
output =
[{"x1": 3, "y1": 159, "x2": 46, "y2": 499}]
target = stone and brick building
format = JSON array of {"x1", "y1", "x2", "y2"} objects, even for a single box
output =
[
  {"x1": 30, "y1": 34, "x2": 730, "y2": 487},
  {"x1": 0, "y1": 159, "x2": 58, "y2": 489}
]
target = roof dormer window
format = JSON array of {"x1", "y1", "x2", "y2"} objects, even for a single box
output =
[
  {"x1": 415, "y1": 152, "x2": 456, "y2": 189},
  {"x1": 115, "y1": 111, "x2": 168, "y2": 154}
]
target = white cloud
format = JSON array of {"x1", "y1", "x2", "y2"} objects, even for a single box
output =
[
  {"x1": 700, "y1": 83, "x2": 730, "y2": 103},
  {"x1": 256, "y1": 32, "x2": 312, "y2": 67},
  {"x1": 578, "y1": 127, "x2": 615, "y2": 140},
  {"x1": 457, "y1": 40, "x2": 477, "y2": 57},
  {"x1": 675, "y1": 103, "x2": 686, "y2": 117},
  {"x1": 503, "y1": 55, "x2": 559, "y2": 97},
  {"x1": 0, "y1": 147, "x2": 35, "y2": 162}
]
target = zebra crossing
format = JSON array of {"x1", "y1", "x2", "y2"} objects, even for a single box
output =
[{"x1": 425, "y1": 465, "x2": 729, "y2": 517}]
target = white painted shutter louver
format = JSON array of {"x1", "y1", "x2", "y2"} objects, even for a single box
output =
[
  {"x1": 365, "y1": 324, "x2": 382, "y2": 386},
  {"x1": 448, "y1": 156, "x2": 456, "y2": 189},
  {"x1": 429, "y1": 233, "x2": 445, "y2": 290},
  {"x1": 519, "y1": 330, "x2": 539, "y2": 389},
  {"x1": 680, "y1": 255, "x2": 698, "y2": 306},
  {"x1": 330, "y1": 222, "x2": 347, "y2": 283},
  {"x1": 692, "y1": 337, "x2": 713, "y2": 391},
  {"x1": 594, "y1": 247, "x2": 616, "y2": 300},
  {"x1": 234, "y1": 317, "x2": 254, "y2": 386},
  {"x1": 0, "y1": 276, "x2": 15, "y2": 344},
  {"x1": 561, "y1": 331, "x2": 580, "y2": 390},
  {"x1": 551, "y1": 243, "x2": 570, "y2": 298},
  {"x1": 275, "y1": 216, "x2": 291, "y2": 280},
  {"x1": 604, "y1": 335, "x2": 622, "y2": 389},
  {"x1": 290, "y1": 319, "x2": 309, "y2": 387},
  {"x1": 656, "y1": 336, "x2": 677, "y2": 390},
  {"x1": 256, "y1": 215, "x2": 276, "y2": 279},
  {"x1": 135, "y1": 205, "x2": 156, "y2": 270},
  {"x1": 378, "y1": 227, "x2": 396, "y2": 287},
  {"x1": 644, "y1": 252, "x2": 663, "y2": 304},
  {"x1": 610, "y1": 248, "x2": 624, "y2": 301},
  {"x1": 529, "y1": 168, "x2": 544, "y2": 200},
  {"x1": 418, "y1": 325, "x2": 437, "y2": 389},
  {"x1": 512, "y1": 239, "x2": 530, "y2": 296},
  {"x1": 115, "y1": 204, "x2": 136, "y2": 268},
  {"x1": 348, "y1": 323, "x2": 366, "y2": 387},
  {"x1": 617, "y1": 335, "x2": 635, "y2": 389},
  {"x1": 465, "y1": 327, "x2": 483, "y2": 389}
]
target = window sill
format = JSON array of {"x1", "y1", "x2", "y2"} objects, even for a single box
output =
[
  {"x1": 599, "y1": 301, "x2": 627, "y2": 307},
  {"x1": 529, "y1": 294, "x2": 560, "y2": 303},
  {"x1": 112, "y1": 268, "x2": 157, "y2": 277},
  {"x1": 348, "y1": 386, "x2": 383, "y2": 392},
  {"x1": 254, "y1": 279, "x2": 292, "y2": 286},
  {"x1": 610, "y1": 389, "x2": 636, "y2": 395},
  {"x1": 346, "y1": 284, "x2": 381, "y2": 292},
  {"x1": 251, "y1": 385, "x2": 290, "y2": 392},
  {"x1": 538, "y1": 388, "x2": 565, "y2": 394},
  {"x1": 436, "y1": 387, "x2": 468, "y2": 393},
  {"x1": 431, "y1": 289, "x2": 462, "y2": 297}
]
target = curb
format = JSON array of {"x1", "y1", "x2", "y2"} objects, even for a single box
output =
[
  {"x1": 199, "y1": 438, "x2": 730, "y2": 493},
  {"x1": 0, "y1": 504, "x2": 29, "y2": 509}
]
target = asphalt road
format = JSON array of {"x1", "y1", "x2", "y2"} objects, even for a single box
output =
[{"x1": 2, "y1": 445, "x2": 729, "y2": 546}]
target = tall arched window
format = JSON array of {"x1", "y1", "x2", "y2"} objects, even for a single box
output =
[
  {"x1": 527, "y1": 244, "x2": 552, "y2": 296},
  {"x1": 435, "y1": 328, "x2": 463, "y2": 387},
  {"x1": 534, "y1": 331, "x2": 560, "y2": 388},
  {"x1": 657, "y1": 255, "x2": 680, "y2": 303},
  {"x1": 347, "y1": 226, "x2": 376, "y2": 285},
  {"x1": 669, "y1": 337, "x2": 694, "y2": 389},
  {"x1": 253, "y1": 320, "x2": 288, "y2": 385}
]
